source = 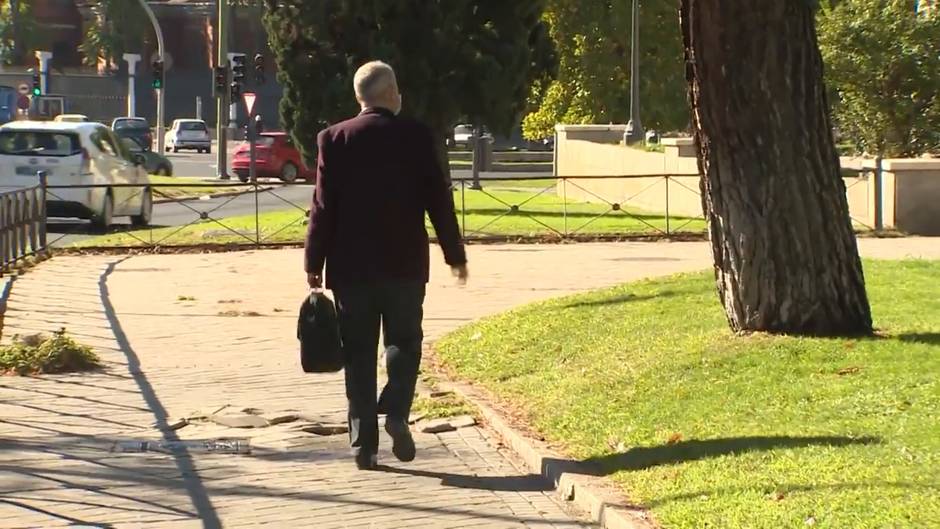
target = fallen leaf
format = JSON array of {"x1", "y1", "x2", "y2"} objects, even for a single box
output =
[
  {"x1": 837, "y1": 366, "x2": 861, "y2": 376},
  {"x1": 805, "y1": 516, "x2": 816, "y2": 526},
  {"x1": 667, "y1": 432, "x2": 683, "y2": 445}
]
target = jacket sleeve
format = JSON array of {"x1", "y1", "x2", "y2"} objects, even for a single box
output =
[
  {"x1": 419, "y1": 125, "x2": 467, "y2": 267},
  {"x1": 305, "y1": 130, "x2": 337, "y2": 274}
]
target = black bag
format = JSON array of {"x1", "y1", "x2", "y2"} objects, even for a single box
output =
[{"x1": 297, "y1": 292, "x2": 343, "y2": 373}]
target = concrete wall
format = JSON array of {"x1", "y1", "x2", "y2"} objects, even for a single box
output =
[
  {"x1": 556, "y1": 125, "x2": 885, "y2": 228},
  {"x1": 555, "y1": 127, "x2": 703, "y2": 218},
  {"x1": 863, "y1": 159, "x2": 940, "y2": 235}
]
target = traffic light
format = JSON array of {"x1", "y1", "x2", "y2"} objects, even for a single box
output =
[
  {"x1": 151, "y1": 60, "x2": 164, "y2": 90},
  {"x1": 231, "y1": 54, "x2": 246, "y2": 87},
  {"x1": 230, "y1": 81, "x2": 240, "y2": 101},
  {"x1": 31, "y1": 69, "x2": 41, "y2": 96},
  {"x1": 253, "y1": 54, "x2": 265, "y2": 85},
  {"x1": 214, "y1": 65, "x2": 228, "y2": 97}
]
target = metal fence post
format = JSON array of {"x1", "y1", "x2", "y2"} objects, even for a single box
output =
[
  {"x1": 562, "y1": 177, "x2": 569, "y2": 238},
  {"x1": 38, "y1": 171, "x2": 48, "y2": 253},
  {"x1": 0, "y1": 196, "x2": 7, "y2": 272},
  {"x1": 874, "y1": 155, "x2": 884, "y2": 231},
  {"x1": 254, "y1": 182, "x2": 261, "y2": 246},
  {"x1": 665, "y1": 176, "x2": 671, "y2": 235},
  {"x1": 460, "y1": 179, "x2": 467, "y2": 238}
]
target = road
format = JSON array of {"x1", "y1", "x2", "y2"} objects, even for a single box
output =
[
  {"x1": 167, "y1": 142, "x2": 551, "y2": 181},
  {"x1": 48, "y1": 183, "x2": 314, "y2": 247}
]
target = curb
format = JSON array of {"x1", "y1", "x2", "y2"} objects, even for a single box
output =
[
  {"x1": 434, "y1": 377, "x2": 657, "y2": 529},
  {"x1": 153, "y1": 185, "x2": 283, "y2": 205}
]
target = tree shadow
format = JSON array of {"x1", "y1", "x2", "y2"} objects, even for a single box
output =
[
  {"x1": 897, "y1": 333, "x2": 940, "y2": 346},
  {"x1": 544, "y1": 435, "x2": 881, "y2": 477},
  {"x1": 643, "y1": 480, "x2": 940, "y2": 509},
  {"x1": 563, "y1": 291, "x2": 681, "y2": 308},
  {"x1": 376, "y1": 466, "x2": 552, "y2": 492}
]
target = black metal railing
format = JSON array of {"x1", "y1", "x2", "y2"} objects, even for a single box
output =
[
  {"x1": 450, "y1": 174, "x2": 707, "y2": 239},
  {"x1": 3, "y1": 169, "x2": 878, "y2": 254},
  {"x1": 38, "y1": 174, "x2": 707, "y2": 250},
  {"x1": 0, "y1": 174, "x2": 47, "y2": 274}
]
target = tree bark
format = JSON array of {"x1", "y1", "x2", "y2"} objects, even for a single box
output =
[{"x1": 680, "y1": 0, "x2": 873, "y2": 336}]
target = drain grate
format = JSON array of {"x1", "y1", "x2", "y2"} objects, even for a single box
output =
[{"x1": 111, "y1": 438, "x2": 251, "y2": 455}]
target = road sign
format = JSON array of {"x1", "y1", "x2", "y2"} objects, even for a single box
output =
[
  {"x1": 242, "y1": 92, "x2": 257, "y2": 115},
  {"x1": 17, "y1": 83, "x2": 29, "y2": 95}
]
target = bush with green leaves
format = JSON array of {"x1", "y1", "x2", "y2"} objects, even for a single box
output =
[{"x1": 0, "y1": 330, "x2": 101, "y2": 376}]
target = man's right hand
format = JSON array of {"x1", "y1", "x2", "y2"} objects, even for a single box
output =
[{"x1": 451, "y1": 264, "x2": 469, "y2": 285}]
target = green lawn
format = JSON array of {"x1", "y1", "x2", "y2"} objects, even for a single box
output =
[
  {"x1": 435, "y1": 260, "x2": 940, "y2": 528},
  {"x1": 76, "y1": 187, "x2": 705, "y2": 247}
]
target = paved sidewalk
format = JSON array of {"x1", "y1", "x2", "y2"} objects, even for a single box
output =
[{"x1": 1, "y1": 239, "x2": 937, "y2": 528}]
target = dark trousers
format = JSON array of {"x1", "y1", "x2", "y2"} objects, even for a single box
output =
[{"x1": 333, "y1": 281, "x2": 426, "y2": 456}]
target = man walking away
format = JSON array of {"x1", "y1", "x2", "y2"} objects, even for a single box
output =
[{"x1": 305, "y1": 61, "x2": 469, "y2": 470}]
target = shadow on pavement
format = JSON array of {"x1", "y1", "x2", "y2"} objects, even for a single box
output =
[
  {"x1": 377, "y1": 466, "x2": 552, "y2": 492},
  {"x1": 98, "y1": 258, "x2": 223, "y2": 529}
]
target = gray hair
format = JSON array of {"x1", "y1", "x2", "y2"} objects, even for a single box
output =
[{"x1": 353, "y1": 61, "x2": 397, "y2": 104}]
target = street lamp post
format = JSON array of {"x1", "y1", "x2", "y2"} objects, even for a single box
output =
[
  {"x1": 139, "y1": 0, "x2": 166, "y2": 154},
  {"x1": 623, "y1": 0, "x2": 644, "y2": 145}
]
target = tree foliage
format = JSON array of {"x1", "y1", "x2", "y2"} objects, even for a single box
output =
[
  {"x1": 523, "y1": 0, "x2": 688, "y2": 140},
  {"x1": 818, "y1": 0, "x2": 940, "y2": 156},
  {"x1": 79, "y1": 0, "x2": 149, "y2": 69},
  {"x1": 262, "y1": 0, "x2": 555, "y2": 168},
  {"x1": 0, "y1": 0, "x2": 35, "y2": 66}
]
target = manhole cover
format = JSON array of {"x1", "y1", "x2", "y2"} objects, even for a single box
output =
[{"x1": 111, "y1": 438, "x2": 251, "y2": 455}]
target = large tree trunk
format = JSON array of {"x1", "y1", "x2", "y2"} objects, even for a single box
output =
[{"x1": 680, "y1": 0, "x2": 873, "y2": 336}]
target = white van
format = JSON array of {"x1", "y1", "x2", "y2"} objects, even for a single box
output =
[{"x1": 0, "y1": 121, "x2": 152, "y2": 229}]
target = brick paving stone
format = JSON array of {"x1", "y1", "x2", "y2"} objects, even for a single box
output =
[{"x1": 2, "y1": 238, "x2": 937, "y2": 527}]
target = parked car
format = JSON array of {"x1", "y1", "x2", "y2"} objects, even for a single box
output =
[
  {"x1": 450, "y1": 123, "x2": 493, "y2": 149},
  {"x1": 0, "y1": 85, "x2": 17, "y2": 125},
  {"x1": 112, "y1": 117, "x2": 153, "y2": 150},
  {"x1": 121, "y1": 137, "x2": 173, "y2": 176},
  {"x1": 165, "y1": 119, "x2": 211, "y2": 154},
  {"x1": 0, "y1": 121, "x2": 152, "y2": 229},
  {"x1": 53, "y1": 114, "x2": 89, "y2": 123},
  {"x1": 232, "y1": 132, "x2": 313, "y2": 183}
]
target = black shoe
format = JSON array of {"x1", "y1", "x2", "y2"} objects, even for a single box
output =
[
  {"x1": 385, "y1": 418, "x2": 416, "y2": 462},
  {"x1": 355, "y1": 451, "x2": 378, "y2": 471}
]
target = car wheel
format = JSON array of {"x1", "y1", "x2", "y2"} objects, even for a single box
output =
[
  {"x1": 91, "y1": 193, "x2": 114, "y2": 232},
  {"x1": 173, "y1": 147, "x2": 180, "y2": 153},
  {"x1": 279, "y1": 162, "x2": 299, "y2": 183},
  {"x1": 155, "y1": 165, "x2": 171, "y2": 176},
  {"x1": 131, "y1": 189, "x2": 153, "y2": 227},
  {"x1": 205, "y1": 147, "x2": 212, "y2": 155}
]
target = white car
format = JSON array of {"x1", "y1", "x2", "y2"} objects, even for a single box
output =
[
  {"x1": 53, "y1": 114, "x2": 90, "y2": 123},
  {"x1": 450, "y1": 123, "x2": 493, "y2": 149},
  {"x1": 0, "y1": 121, "x2": 153, "y2": 229},
  {"x1": 165, "y1": 119, "x2": 211, "y2": 154}
]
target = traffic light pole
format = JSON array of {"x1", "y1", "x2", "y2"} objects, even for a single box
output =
[
  {"x1": 216, "y1": 0, "x2": 230, "y2": 180},
  {"x1": 249, "y1": 113, "x2": 257, "y2": 183},
  {"x1": 139, "y1": 0, "x2": 166, "y2": 154}
]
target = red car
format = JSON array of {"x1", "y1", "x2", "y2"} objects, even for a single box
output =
[{"x1": 232, "y1": 132, "x2": 314, "y2": 182}]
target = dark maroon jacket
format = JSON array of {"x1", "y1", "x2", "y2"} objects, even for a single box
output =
[{"x1": 304, "y1": 107, "x2": 466, "y2": 288}]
